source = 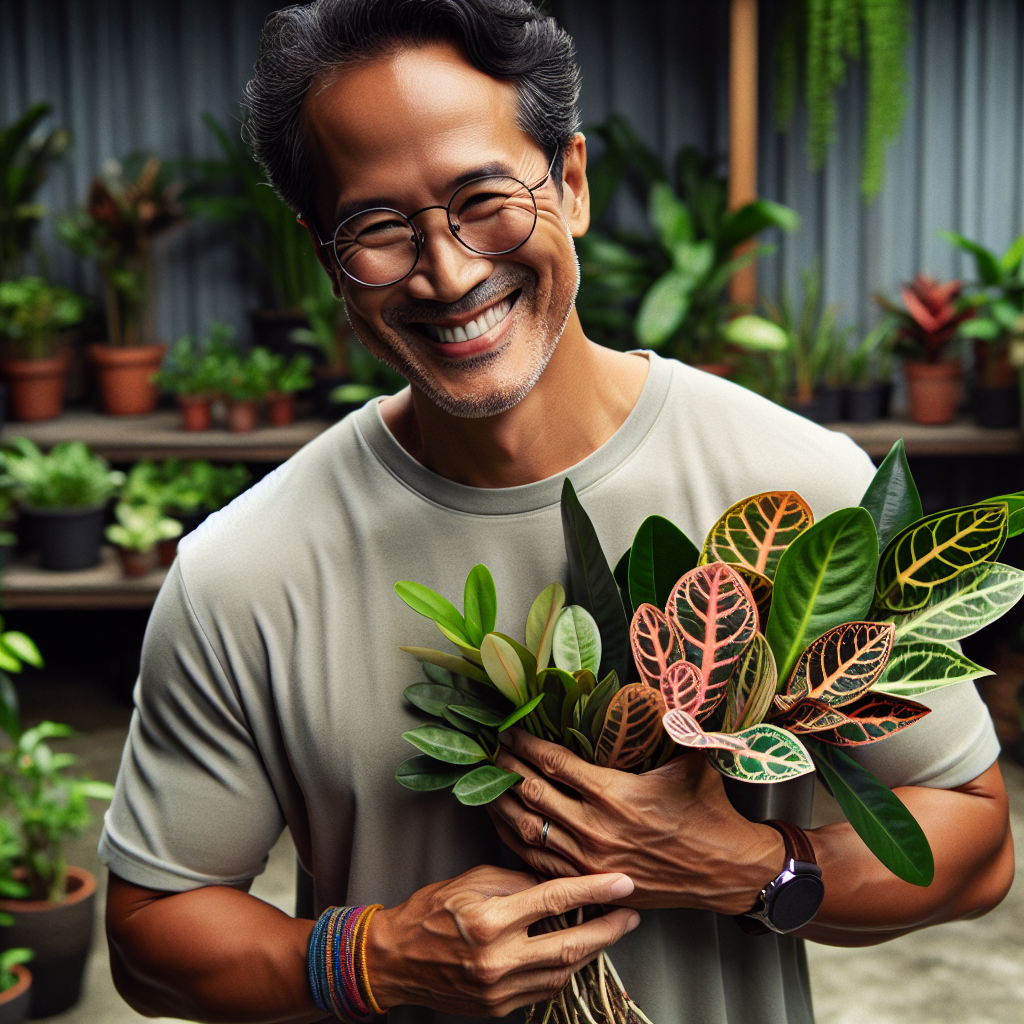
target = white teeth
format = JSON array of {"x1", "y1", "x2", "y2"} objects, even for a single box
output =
[
  {"x1": 434, "y1": 296, "x2": 514, "y2": 343},
  {"x1": 464, "y1": 319, "x2": 481, "y2": 340},
  {"x1": 453, "y1": 325, "x2": 467, "y2": 342}
]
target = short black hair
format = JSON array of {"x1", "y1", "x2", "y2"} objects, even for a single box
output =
[{"x1": 244, "y1": 0, "x2": 581, "y2": 222}]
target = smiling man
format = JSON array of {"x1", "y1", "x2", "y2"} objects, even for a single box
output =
[{"x1": 100, "y1": 2, "x2": 1012, "y2": 1023}]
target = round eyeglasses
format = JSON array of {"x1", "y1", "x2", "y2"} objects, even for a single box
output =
[{"x1": 307, "y1": 154, "x2": 557, "y2": 288}]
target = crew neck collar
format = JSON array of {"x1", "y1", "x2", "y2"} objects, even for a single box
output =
[{"x1": 354, "y1": 352, "x2": 674, "y2": 516}]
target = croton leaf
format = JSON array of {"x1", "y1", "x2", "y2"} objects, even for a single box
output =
[
  {"x1": 875, "y1": 503, "x2": 1009, "y2": 613},
  {"x1": 708, "y1": 724, "x2": 815, "y2": 783},
  {"x1": 771, "y1": 696, "x2": 849, "y2": 733},
  {"x1": 400, "y1": 647, "x2": 491, "y2": 685},
  {"x1": 525, "y1": 582, "x2": 566, "y2": 671},
  {"x1": 807, "y1": 738, "x2": 934, "y2": 886},
  {"x1": 859, "y1": 439, "x2": 923, "y2": 553},
  {"x1": 983, "y1": 490, "x2": 1024, "y2": 537},
  {"x1": 452, "y1": 765, "x2": 522, "y2": 805},
  {"x1": 480, "y1": 634, "x2": 529, "y2": 705},
  {"x1": 722, "y1": 633, "x2": 777, "y2": 731},
  {"x1": 700, "y1": 491, "x2": 813, "y2": 580},
  {"x1": 667, "y1": 563, "x2": 758, "y2": 712},
  {"x1": 561, "y1": 478, "x2": 631, "y2": 682},
  {"x1": 732, "y1": 565, "x2": 773, "y2": 629},
  {"x1": 628, "y1": 515, "x2": 699, "y2": 612},
  {"x1": 552, "y1": 605, "x2": 603, "y2": 676},
  {"x1": 660, "y1": 659, "x2": 706, "y2": 717},
  {"x1": 873, "y1": 640, "x2": 993, "y2": 697},
  {"x1": 401, "y1": 725, "x2": 488, "y2": 765},
  {"x1": 786, "y1": 622, "x2": 895, "y2": 707},
  {"x1": 662, "y1": 708, "x2": 748, "y2": 750},
  {"x1": 766, "y1": 507, "x2": 878, "y2": 684},
  {"x1": 395, "y1": 581, "x2": 470, "y2": 644},
  {"x1": 463, "y1": 564, "x2": 497, "y2": 647},
  {"x1": 630, "y1": 603, "x2": 682, "y2": 689},
  {"x1": 892, "y1": 563, "x2": 1024, "y2": 643},
  {"x1": 807, "y1": 691, "x2": 930, "y2": 746},
  {"x1": 594, "y1": 683, "x2": 666, "y2": 770},
  {"x1": 395, "y1": 754, "x2": 473, "y2": 791}
]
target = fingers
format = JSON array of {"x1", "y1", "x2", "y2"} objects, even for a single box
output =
[
  {"x1": 489, "y1": 787, "x2": 585, "y2": 865},
  {"x1": 499, "y1": 873, "x2": 634, "y2": 932},
  {"x1": 489, "y1": 813, "x2": 582, "y2": 879},
  {"x1": 523, "y1": 907, "x2": 640, "y2": 971},
  {"x1": 503, "y1": 729, "x2": 611, "y2": 797},
  {"x1": 495, "y1": 747, "x2": 586, "y2": 827}
]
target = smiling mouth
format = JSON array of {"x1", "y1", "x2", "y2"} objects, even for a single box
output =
[{"x1": 411, "y1": 291, "x2": 519, "y2": 344}]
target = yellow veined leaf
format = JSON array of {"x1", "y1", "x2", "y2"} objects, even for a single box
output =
[
  {"x1": 700, "y1": 491, "x2": 813, "y2": 580},
  {"x1": 480, "y1": 634, "x2": 529, "y2": 706},
  {"x1": 731, "y1": 566, "x2": 773, "y2": 630},
  {"x1": 400, "y1": 647, "x2": 491, "y2": 685},
  {"x1": 722, "y1": 634, "x2": 777, "y2": 732},
  {"x1": 786, "y1": 622, "x2": 895, "y2": 708},
  {"x1": 525, "y1": 582, "x2": 566, "y2": 671},
  {"x1": 594, "y1": 684, "x2": 666, "y2": 770}
]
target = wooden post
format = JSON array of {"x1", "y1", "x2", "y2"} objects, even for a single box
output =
[{"x1": 729, "y1": 0, "x2": 758, "y2": 308}]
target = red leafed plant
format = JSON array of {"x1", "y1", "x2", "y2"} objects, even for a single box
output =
[{"x1": 876, "y1": 273, "x2": 974, "y2": 363}]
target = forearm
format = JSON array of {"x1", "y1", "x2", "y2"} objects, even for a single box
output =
[
  {"x1": 107, "y1": 874, "x2": 323, "y2": 1023},
  {"x1": 798, "y1": 763, "x2": 1014, "y2": 946}
]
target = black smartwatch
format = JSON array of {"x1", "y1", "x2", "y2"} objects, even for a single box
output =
[{"x1": 734, "y1": 819, "x2": 824, "y2": 936}]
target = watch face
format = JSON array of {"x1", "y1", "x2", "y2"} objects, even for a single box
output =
[{"x1": 768, "y1": 875, "x2": 825, "y2": 933}]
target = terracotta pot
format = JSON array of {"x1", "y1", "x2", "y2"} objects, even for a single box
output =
[
  {"x1": 177, "y1": 394, "x2": 212, "y2": 431},
  {"x1": 267, "y1": 393, "x2": 295, "y2": 426},
  {"x1": 88, "y1": 343, "x2": 167, "y2": 416},
  {"x1": 692, "y1": 362, "x2": 734, "y2": 378},
  {"x1": 904, "y1": 361, "x2": 962, "y2": 425},
  {"x1": 117, "y1": 547, "x2": 155, "y2": 577},
  {"x1": 0, "y1": 964, "x2": 31, "y2": 1024},
  {"x1": 0, "y1": 866, "x2": 96, "y2": 1018},
  {"x1": 228, "y1": 399, "x2": 259, "y2": 433},
  {"x1": 0, "y1": 353, "x2": 69, "y2": 422}
]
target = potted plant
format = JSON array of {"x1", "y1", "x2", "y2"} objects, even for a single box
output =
[
  {"x1": 56, "y1": 155, "x2": 185, "y2": 416},
  {"x1": 0, "y1": 438, "x2": 124, "y2": 570},
  {"x1": 940, "y1": 231, "x2": 1024, "y2": 428},
  {"x1": 844, "y1": 319, "x2": 896, "y2": 422},
  {"x1": 0, "y1": 277, "x2": 88, "y2": 422},
  {"x1": 876, "y1": 273, "x2": 973, "y2": 425},
  {"x1": 263, "y1": 350, "x2": 314, "y2": 426},
  {"x1": 105, "y1": 501, "x2": 182, "y2": 577},
  {"x1": 0, "y1": 946, "x2": 32, "y2": 1024},
  {"x1": 220, "y1": 347, "x2": 272, "y2": 432},
  {"x1": 153, "y1": 322, "x2": 236, "y2": 431},
  {"x1": 289, "y1": 289, "x2": 358, "y2": 416}
]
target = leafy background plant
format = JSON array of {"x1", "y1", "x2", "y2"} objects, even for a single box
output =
[{"x1": 0, "y1": 438, "x2": 124, "y2": 510}]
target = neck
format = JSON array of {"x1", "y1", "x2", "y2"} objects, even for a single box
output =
[{"x1": 379, "y1": 310, "x2": 649, "y2": 488}]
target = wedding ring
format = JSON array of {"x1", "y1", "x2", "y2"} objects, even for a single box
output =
[{"x1": 541, "y1": 819, "x2": 550, "y2": 846}]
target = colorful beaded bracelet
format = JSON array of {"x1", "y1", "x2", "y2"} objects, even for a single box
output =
[{"x1": 308, "y1": 904, "x2": 385, "y2": 1022}]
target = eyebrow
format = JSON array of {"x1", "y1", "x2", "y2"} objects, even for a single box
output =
[{"x1": 331, "y1": 161, "x2": 515, "y2": 225}]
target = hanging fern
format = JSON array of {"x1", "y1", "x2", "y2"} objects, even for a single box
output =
[{"x1": 774, "y1": 0, "x2": 911, "y2": 201}]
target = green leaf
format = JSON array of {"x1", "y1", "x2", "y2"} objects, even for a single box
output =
[
  {"x1": 893, "y1": 563, "x2": 1024, "y2": 643},
  {"x1": 400, "y1": 647, "x2": 491, "y2": 685},
  {"x1": 766, "y1": 508, "x2": 879, "y2": 683},
  {"x1": 1000, "y1": 233, "x2": 1024, "y2": 273},
  {"x1": 449, "y1": 704, "x2": 508, "y2": 727},
  {"x1": 938, "y1": 230, "x2": 1002, "y2": 286},
  {"x1": 436, "y1": 623, "x2": 483, "y2": 664},
  {"x1": 0, "y1": 673, "x2": 20, "y2": 742},
  {"x1": 404, "y1": 682, "x2": 462, "y2": 717},
  {"x1": 401, "y1": 725, "x2": 487, "y2": 764},
  {"x1": 628, "y1": 515, "x2": 699, "y2": 612},
  {"x1": 875, "y1": 504, "x2": 1009, "y2": 612},
  {"x1": 983, "y1": 491, "x2": 1024, "y2": 537},
  {"x1": 463, "y1": 565, "x2": 497, "y2": 648},
  {"x1": 552, "y1": 605, "x2": 603, "y2": 675},
  {"x1": 669, "y1": 239, "x2": 714, "y2": 282},
  {"x1": 525, "y1": 583, "x2": 566, "y2": 671},
  {"x1": 581, "y1": 670, "x2": 621, "y2": 745},
  {"x1": 498, "y1": 693, "x2": 545, "y2": 732},
  {"x1": 634, "y1": 271, "x2": 692, "y2": 348},
  {"x1": 959, "y1": 317, "x2": 1002, "y2": 340},
  {"x1": 0, "y1": 631, "x2": 42, "y2": 668},
  {"x1": 613, "y1": 549, "x2": 631, "y2": 611},
  {"x1": 560, "y1": 478, "x2": 630, "y2": 683},
  {"x1": 480, "y1": 634, "x2": 529, "y2": 705},
  {"x1": 0, "y1": 648, "x2": 20, "y2": 673},
  {"x1": 566, "y1": 727, "x2": 596, "y2": 761},
  {"x1": 860, "y1": 440, "x2": 923, "y2": 553},
  {"x1": 709, "y1": 723, "x2": 814, "y2": 782},
  {"x1": 873, "y1": 640, "x2": 993, "y2": 697},
  {"x1": 395, "y1": 581, "x2": 470, "y2": 644},
  {"x1": 452, "y1": 765, "x2": 522, "y2": 805},
  {"x1": 807, "y1": 739, "x2": 934, "y2": 885},
  {"x1": 722, "y1": 633, "x2": 777, "y2": 731},
  {"x1": 422, "y1": 663, "x2": 455, "y2": 687},
  {"x1": 75, "y1": 780, "x2": 115, "y2": 801},
  {"x1": 718, "y1": 199, "x2": 800, "y2": 250},
  {"x1": 647, "y1": 181, "x2": 693, "y2": 248},
  {"x1": 395, "y1": 754, "x2": 472, "y2": 791},
  {"x1": 722, "y1": 315, "x2": 789, "y2": 352}
]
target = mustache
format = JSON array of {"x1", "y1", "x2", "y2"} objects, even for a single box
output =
[{"x1": 381, "y1": 266, "x2": 534, "y2": 328}]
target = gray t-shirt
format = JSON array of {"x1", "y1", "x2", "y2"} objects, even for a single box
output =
[{"x1": 99, "y1": 353, "x2": 999, "y2": 1024}]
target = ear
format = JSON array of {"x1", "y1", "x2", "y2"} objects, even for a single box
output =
[
  {"x1": 298, "y1": 215, "x2": 344, "y2": 297},
  {"x1": 559, "y1": 133, "x2": 590, "y2": 238}
]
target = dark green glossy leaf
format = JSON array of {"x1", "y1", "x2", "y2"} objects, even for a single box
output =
[
  {"x1": 422, "y1": 663, "x2": 455, "y2": 688},
  {"x1": 766, "y1": 508, "x2": 878, "y2": 684},
  {"x1": 463, "y1": 564, "x2": 497, "y2": 647},
  {"x1": 453, "y1": 765, "x2": 522, "y2": 805},
  {"x1": 0, "y1": 672, "x2": 19, "y2": 743},
  {"x1": 401, "y1": 725, "x2": 487, "y2": 764},
  {"x1": 395, "y1": 755, "x2": 472, "y2": 791},
  {"x1": 873, "y1": 639, "x2": 993, "y2": 697},
  {"x1": 628, "y1": 515, "x2": 699, "y2": 612},
  {"x1": 581, "y1": 670, "x2": 621, "y2": 745},
  {"x1": 498, "y1": 693, "x2": 545, "y2": 732},
  {"x1": 614, "y1": 549, "x2": 632, "y2": 613},
  {"x1": 807, "y1": 739, "x2": 934, "y2": 886},
  {"x1": 561, "y1": 479, "x2": 630, "y2": 683},
  {"x1": 451, "y1": 704, "x2": 508, "y2": 727},
  {"x1": 860, "y1": 440, "x2": 923, "y2": 553},
  {"x1": 442, "y1": 706, "x2": 492, "y2": 736},
  {"x1": 566, "y1": 727, "x2": 596, "y2": 761},
  {"x1": 404, "y1": 682, "x2": 460, "y2": 717}
]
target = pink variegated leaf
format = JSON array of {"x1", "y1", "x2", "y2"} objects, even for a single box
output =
[
  {"x1": 595, "y1": 684, "x2": 667, "y2": 769},
  {"x1": 630, "y1": 603, "x2": 682, "y2": 688},
  {"x1": 662, "y1": 709, "x2": 748, "y2": 751},
  {"x1": 660, "y1": 659, "x2": 706, "y2": 717}
]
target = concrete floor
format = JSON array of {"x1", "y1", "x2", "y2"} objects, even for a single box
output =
[{"x1": 13, "y1": 670, "x2": 1023, "y2": 1023}]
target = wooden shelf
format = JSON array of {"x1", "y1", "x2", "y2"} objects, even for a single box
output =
[
  {"x1": 2, "y1": 546, "x2": 167, "y2": 609},
  {"x1": 827, "y1": 419, "x2": 1022, "y2": 459},
  {"x1": 1, "y1": 409, "x2": 330, "y2": 462}
]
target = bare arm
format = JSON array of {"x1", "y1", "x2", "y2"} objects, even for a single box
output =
[
  {"x1": 107, "y1": 865, "x2": 640, "y2": 1023},
  {"x1": 489, "y1": 730, "x2": 1013, "y2": 946}
]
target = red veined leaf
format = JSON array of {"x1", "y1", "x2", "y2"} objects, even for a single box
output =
[
  {"x1": 773, "y1": 692, "x2": 802, "y2": 713},
  {"x1": 662, "y1": 708, "x2": 748, "y2": 751},
  {"x1": 667, "y1": 563, "x2": 758, "y2": 714},
  {"x1": 630, "y1": 603, "x2": 681, "y2": 688},
  {"x1": 771, "y1": 696, "x2": 851, "y2": 733},
  {"x1": 722, "y1": 633, "x2": 777, "y2": 731},
  {"x1": 701, "y1": 491, "x2": 814, "y2": 580},
  {"x1": 595, "y1": 684, "x2": 667, "y2": 770},
  {"x1": 732, "y1": 565, "x2": 773, "y2": 629},
  {"x1": 660, "y1": 659, "x2": 706, "y2": 717},
  {"x1": 709, "y1": 723, "x2": 815, "y2": 783},
  {"x1": 808, "y1": 692, "x2": 931, "y2": 746},
  {"x1": 787, "y1": 622, "x2": 896, "y2": 708}
]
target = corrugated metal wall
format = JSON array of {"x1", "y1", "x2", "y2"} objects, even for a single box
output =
[{"x1": 1, "y1": 0, "x2": 1022, "y2": 343}]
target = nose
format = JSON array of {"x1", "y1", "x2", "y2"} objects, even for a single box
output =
[{"x1": 405, "y1": 209, "x2": 492, "y2": 303}]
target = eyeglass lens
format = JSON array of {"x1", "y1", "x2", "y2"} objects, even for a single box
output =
[{"x1": 333, "y1": 175, "x2": 538, "y2": 286}]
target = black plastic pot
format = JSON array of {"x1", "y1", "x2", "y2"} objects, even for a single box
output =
[
  {"x1": 0, "y1": 966, "x2": 31, "y2": 1024},
  {"x1": 818, "y1": 388, "x2": 844, "y2": 422},
  {"x1": 973, "y1": 386, "x2": 1020, "y2": 429},
  {"x1": 0, "y1": 867, "x2": 95, "y2": 1018},
  {"x1": 846, "y1": 384, "x2": 886, "y2": 423},
  {"x1": 20, "y1": 504, "x2": 106, "y2": 570},
  {"x1": 790, "y1": 397, "x2": 824, "y2": 423},
  {"x1": 722, "y1": 770, "x2": 815, "y2": 830}
]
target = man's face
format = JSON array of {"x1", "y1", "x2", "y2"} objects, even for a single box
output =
[{"x1": 303, "y1": 43, "x2": 586, "y2": 418}]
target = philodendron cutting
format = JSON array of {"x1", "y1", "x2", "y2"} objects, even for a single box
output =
[{"x1": 393, "y1": 443, "x2": 1023, "y2": 1024}]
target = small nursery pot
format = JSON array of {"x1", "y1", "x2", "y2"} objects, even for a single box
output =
[
  {"x1": 904, "y1": 361, "x2": 962, "y2": 425},
  {"x1": 177, "y1": 394, "x2": 213, "y2": 432},
  {"x1": 972, "y1": 386, "x2": 1020, "y2": 429},
  {"x1": 117, "y1": 547, "x2": 155, "y2": 578},
  {"x1": 228, "y1": 399, "x2": 258, "y2": 433},
  {"x1": 89, "y1": 343, "x2": 167, "y2": 416},
  {"x1": 0, "y1": 965, "x2": 31, "y2": 1024},
  {"x1": 0, "y1": 866, "x2": 96, "y2": 1018},
  {"x1": 817, "y1": 387, "x2": 845, "y2": 423},
  {"x1": 846, "y1": 384, "x2": 886, "y2": 423},
  {"x1": 267, "y1": 392, "x2": 295, "y2": 426},
  {"x1": 19, "y1": 504, "x2": 106, "y2": 571},
  {"x1": 1, "y1": 353, "x2": 69, "y2": 422}
]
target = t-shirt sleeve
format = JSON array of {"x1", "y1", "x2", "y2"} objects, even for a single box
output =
[{"x1": 97, "y1": 561, "x2": 285, "y2": 892}]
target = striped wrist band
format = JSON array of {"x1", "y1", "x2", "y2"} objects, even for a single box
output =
[{"x1": 308, "y1": 904, "x2": 385, "y2": 1021}]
